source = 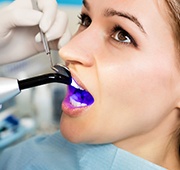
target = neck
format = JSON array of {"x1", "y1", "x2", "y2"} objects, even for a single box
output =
[{"x1": 114, "y1": 110, "x2": 180, "y2": 169}]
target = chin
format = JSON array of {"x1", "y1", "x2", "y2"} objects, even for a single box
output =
[
  {"x1": 59, "y1": 114, "x2": 88, "y2": 144},
  {"x1": 59, "y1": 113, "x2": 103, "y2": 144}
]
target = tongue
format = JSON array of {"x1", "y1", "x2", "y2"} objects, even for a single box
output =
[{"x1": 70, "y1": 86, "x2": 94, "y2": 105}]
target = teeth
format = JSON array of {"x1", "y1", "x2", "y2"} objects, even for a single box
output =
[
  {"x1": 70, "y1": 96, "x2": 87, "y2": 107},
  {"x1": 71, "y1": 79, "x2": 84, "y2": 90}
]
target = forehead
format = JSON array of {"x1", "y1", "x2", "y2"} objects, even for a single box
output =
[
  {"x1": 82, "y1": 0, "x2": 167, "y2": 19},
  {"x1": 82, "y1": 0, "x2": 171, "y2": 34}
]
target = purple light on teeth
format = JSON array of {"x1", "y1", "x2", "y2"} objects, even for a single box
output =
[{"x1": 69, "y1": 85, "x2": 94, "y2": 106}]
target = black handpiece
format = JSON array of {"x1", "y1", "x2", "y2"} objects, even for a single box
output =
[
  {"x1": 18, "y1": 65, "x2": 71, "y2": 90},
  {"x1": 18, "y1": 73, "x2": 71, "y2": 90}
]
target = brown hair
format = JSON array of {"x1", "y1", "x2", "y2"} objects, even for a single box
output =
[
  {"x1": 164, "y1": 0, "x2": 180, "y2": 156},
  {"x1": 165, "y1": 0, "x2": 180, "y2": 56}
]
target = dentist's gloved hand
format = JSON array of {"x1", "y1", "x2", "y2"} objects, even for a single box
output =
[{"x1": 0, "y1": 0, "x2": 71, "y2": 64}]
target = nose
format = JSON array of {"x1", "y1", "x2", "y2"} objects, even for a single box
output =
[{"x1": 59, "y1": 29, "x2": 96, "y2": 67}]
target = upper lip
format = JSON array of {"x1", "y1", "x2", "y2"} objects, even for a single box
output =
[{"x1": 69, "y1": 69, "x2": 87, "y2": 91}]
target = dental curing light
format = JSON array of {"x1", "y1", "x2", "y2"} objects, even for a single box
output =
[{"x1": 0, "y1": 65, "x2": 71, "y2": 104}]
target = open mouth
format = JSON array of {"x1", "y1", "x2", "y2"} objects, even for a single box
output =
[{"x1": 68, "y1": 79, "x2": 94, "y2": 107}]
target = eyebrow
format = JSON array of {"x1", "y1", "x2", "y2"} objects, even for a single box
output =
[
  {"x1": 83, "y1": 0, "x2": 90, "y2": 11},
  {"x1": 82, "y1": 0, "x2": 146, "y2": 34},
  {"x1": 104, "y1": 9, "x2": 146, "y2": 34}
]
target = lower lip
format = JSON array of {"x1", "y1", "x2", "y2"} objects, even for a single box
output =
[{"x1": 61, "y1": 95, "x2": 90, "y2": 117}]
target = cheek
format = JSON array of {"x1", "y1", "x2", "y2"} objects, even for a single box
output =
[{"x1": 99, "y1": 59, "x2": 177, "y2": 129}]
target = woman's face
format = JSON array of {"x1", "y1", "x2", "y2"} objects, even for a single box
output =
[{"x1": 59, "y1": 0, "x2": 180, "y2": 148}]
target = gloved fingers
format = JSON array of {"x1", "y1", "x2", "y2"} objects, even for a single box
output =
[
  {"x1": 0, "y1": 8, "x2": 42, "y2": 41},
  {"x1": 45, "y1": 10, "x2": 68, "y2": 41},
  {"x1": 35, "y1": 10, "x2": 68, "y2": 42},
  {"x1": 8, "y1": 0, "x2": 33, "y2": 9},
  {"x1": 9, "y1": 0, "x2": 57, "y2": 32},
  {"x1": 35, "y1": 29, "x2": 71, "y2": 51},
  {"x1": 37, "y1": 0, "x2": 58, "y2": 33},
  {"x1": 58, "y1": 29, "x2": 72, "y2": 49},
  {"x1": 5, "y1": 8, "x2": 42, "y2": 27}
]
